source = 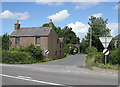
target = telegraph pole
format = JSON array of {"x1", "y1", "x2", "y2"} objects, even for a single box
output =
[{"x1": 89, "y1": 26, "x2": 92, "y2": 48}]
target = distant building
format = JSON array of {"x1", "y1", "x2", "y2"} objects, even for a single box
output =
[
  {"x1": 9, "y1": 19, "x2": 65, "y2": 59},
  {"x1": 113, "y1": 34, "x2": 120, "y2": 49}
]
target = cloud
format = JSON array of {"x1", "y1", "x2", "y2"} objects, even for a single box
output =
[
  {"x1": 113, "y1": 3, "x2": 120, "y2": 10},
  {"x1": 0, "y1": 10, "x2": 29, "y2": 20},
  {"x1": 88, "y1": 13, "x2": 102, "y2": 19},
  {"x1": 67, "y1": 21, "x2": 119, "y2": 39},
  {"x1": 68, "y1": 21, "x2": 89, "y2": 39},
  {"x1": 75, "y1": 2, "x2": 99, "y2": 9},
  {"x1": 47, "y1": 10, "x2": 70, "y2": 22},
  {"x1": 36, "y1": 0, "x2": 63, "y2": 6},
  {"x1": 107, "y1": 23, "x2": 118, "y2": 37}
]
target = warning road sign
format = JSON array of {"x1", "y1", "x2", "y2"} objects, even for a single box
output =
[
  {"x1": 103, "y1": 49, "x2": 109, "y2": 56},
  {"x1": 45, "y1": 50, "x2": 49, "y2": 54},
  {"x1": 99, "y1": 37, "x2": 112, "y2": 48}
]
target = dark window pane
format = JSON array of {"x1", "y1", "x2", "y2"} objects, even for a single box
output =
[
  {"x1": 36, "y1": 37, "x2": 40, "y2": 44},
  {"x1": 15, "y1": 37, "x2": 20, "y2": 44}
]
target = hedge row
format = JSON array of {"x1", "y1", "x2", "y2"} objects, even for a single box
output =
[
  {"x1": 2, "y1": 50, "x2": 35, "y2": 64},
  {"x1": 94, "y1": 49, "x2": 120, "y2": 65},
  {"x1": 2, "y1": 44, "x2": 44, "y2": 64},
  {"x1": 12, "y1": 44, "x2": 44, "y2": 61},
  {"x1": 86, "y1": 46, "x2": 119, "y2": 65}
]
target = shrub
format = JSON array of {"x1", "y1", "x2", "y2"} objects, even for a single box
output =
[
  {"x1": 95, "y1": 52, "x2": 104, "y2": 64},
  {"x1": 2, "y1": 50, "x2": 35, "y2": 64},
  {"x1": 64, "y1": 43, "x2": 75, "y2": 54},
  {"x1": 108, "y1": 49, "x2": 120, "y2": 65},
  {"x1": 85, "y1": 46, "x2": 98, "y2": 54},
  {"x1": 12, "y1": 44, "x2": 44, "y2": 61},
  {"x1": 0, "y1": 48, "x2": 2, "y2": 63}
]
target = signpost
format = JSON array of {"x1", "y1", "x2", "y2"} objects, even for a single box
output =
[
  {"x1": 45, "y1": 50, "x2": 49, "y2": 54},
  {"x1": 103, "y1": 48, "x2": 109, "y2": 65},
  {"x1": 44, "y1": 49, "x2": 49, "y2": 58},
  {"x1": 99, "y1": 37, "x2": 112, "y2": 65}
]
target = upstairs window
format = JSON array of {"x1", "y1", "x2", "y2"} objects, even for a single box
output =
[
  {"x1": 60, "y1": 43, "x2": 61, "y2": 48},
  {"x1": 36, "y1": 37, "x2": 40, "y2": 44},
  {"x1": 15, "y1": 37, "x2": 20, "y2": 45}
]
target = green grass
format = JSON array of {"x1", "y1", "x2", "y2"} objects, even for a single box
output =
[
  {"x1": 86, "y1": 55, "x2": 118, "y2": 70},
  {"x1": 32, "y1": 54, "x2": 72, "y2": 64},
  {"x1": 1, "y1": 54, "x2": 72, "y2": 64}
]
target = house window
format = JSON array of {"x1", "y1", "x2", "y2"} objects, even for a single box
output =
[
  {"x1": 62, "y1": 43, "x2": 64, "y2": 48},
  {"x1": 60, "y1": 43, "x2": 61, "y2": 48},
  {"x1": 57, "y1": 39, "x2": 59, "y2": 44},
  {"x1": 36, "y1": 37, "x2": 40, "y2": 44},
  {"x1": 15, "y1": 37, "x2": 20, "y2": 44}
]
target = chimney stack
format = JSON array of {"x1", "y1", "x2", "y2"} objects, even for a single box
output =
[
  {"x1": 14, "y1": 20, "x2": 20, "y2": 30},
  {"x1": 49, "y1": 19, "x2": 53, "y2": 28}
]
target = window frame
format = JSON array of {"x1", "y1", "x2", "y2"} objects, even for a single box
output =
[
  {"x1": 15, "y1": 37, "x2": 20, "y2": 45},
  {"x1": 35, "y1": 37, "x2": 40, "y2": 45}
]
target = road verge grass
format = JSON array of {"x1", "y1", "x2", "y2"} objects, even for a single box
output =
[
  {"x1": 32, "y1": 54, "x2": 72, "y2": 64},
  {"x1": 86, "y1": 55, "x2": 118, "y2": 70}
]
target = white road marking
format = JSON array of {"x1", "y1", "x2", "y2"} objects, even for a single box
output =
[
  {"x1": 0, "y1": 74, "x2": 62, "y2": 86},
  {"x1": 17, "y1": 76, "x2": 32, "y2": 79}
]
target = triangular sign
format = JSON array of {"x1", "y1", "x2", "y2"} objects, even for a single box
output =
[{"x1": 99, "y1": 37, "x2": 112, "y2": 48}]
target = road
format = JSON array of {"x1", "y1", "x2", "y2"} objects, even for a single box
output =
[{"x1": 1, "y1": 54, "x2": 118, "y2": 86}]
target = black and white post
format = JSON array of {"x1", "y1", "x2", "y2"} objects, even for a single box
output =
[
  {"x1": 103, "y1": 49, "x2": 109, "y2": 65},
  {"x1": 99, "y1": 37, "x2": 112, "y2": 65}
]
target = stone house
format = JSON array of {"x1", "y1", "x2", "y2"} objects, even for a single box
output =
[{"x1": 9, "y1": 19, "x2": 64, "y2": 59}]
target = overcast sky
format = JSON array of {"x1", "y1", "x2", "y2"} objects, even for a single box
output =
[{"x1": 1, "y1": 1, "x2": 119, "y2": 40}]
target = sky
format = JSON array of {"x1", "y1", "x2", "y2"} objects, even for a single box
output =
[{"x1": 0, "y1": 1, "x2": 119, "y2": 40}]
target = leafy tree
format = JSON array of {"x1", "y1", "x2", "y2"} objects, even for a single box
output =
[
  {"x1": 62, "y1": 26, "x2": 80, "y2": 44},
  {"x1": 80, "y1": 38, "x2": 89, "y2": 53},
  {"x1": 86, "y1": 16, "x2": 111, "y2": 51},
  {"x1": 2, "y1": 33, "x2": 9, "y2": 50},
  {"x1": 64, "y1": 43, "x2": 75, "y2": 54},
  {"x1": 42, "y1": 23, "x2": 80, "y2": 54},
  {"x1": 42, "y1": 23, "x2": 63, "y2": 37}
]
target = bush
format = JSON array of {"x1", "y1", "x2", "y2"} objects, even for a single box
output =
[
  {"x1": 86, "y1": 46, "x2": 98, "y2": 54},
  {"x1": 95, "y1": 52, "x2": 104, "y2": 64},
  {"x1": 0, "y1": 48, "x2": 2, "y2": 63},
  {"x1": 108, "y1": 49, "x2": 120, "y2": 65},
  {"x1": 12, "y1": 44, "x2": 44, "y2": 61},
  {"x1": 64, "y1": 43, "x2": 75, "y2": 54},
  {"x1": 2, "y1": 50, "x2": 35, "y2": 64}
]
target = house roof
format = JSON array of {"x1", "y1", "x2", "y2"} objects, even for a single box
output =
[{"x1": 10, "y1": 27, "x2": 52, "y2": 37}]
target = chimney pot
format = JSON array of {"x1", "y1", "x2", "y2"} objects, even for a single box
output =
[
  {"x1": 14, "y1": 20, "x2": 20, "y2": 30},
  {"x1": 49, "y1": 19, "x2": 53, "y2": 28}
]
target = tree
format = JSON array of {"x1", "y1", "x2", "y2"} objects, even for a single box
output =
[
  {"x1": 80, "y1": 38, "x2": 89, "y2": 53},
  {"x1": 42, "y1": 23, "x2": 80, "y2": 44},
  {"x1": 62, "y1": 26, "x2": 80, "y2": 44},
  {"x1": 42, "y1": 23, "x2": 80, "y2": 54},
  {"x1": 2, "y1": 33, "x2": 9, "y2": 50},
  {"x1": 64, "y1": 43, "x2": 75, "y2": 54},
  {"x1": 86, "y1": 16, "x2": 111, "y2": 51},
  {"x1": 42, "y1": 23, "x2": 63, "y2": 37}
]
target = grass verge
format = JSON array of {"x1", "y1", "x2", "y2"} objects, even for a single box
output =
[
  {"x1": 33, "y1": 54, "x2": 72, "y2": 64},
  {"x1": 86, "y1": 55, "x2": 118, "y2": 70}
]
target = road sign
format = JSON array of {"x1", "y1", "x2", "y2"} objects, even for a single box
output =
[
  {"x1": 45, "y1": 50, "x2": 49, "y2": 54},
  {"x1": 103, "y1": 49, "x2": 109, "y2": 56},
  {"x1": 99, "y1": 37, "x2": 112, "y2": 48}
]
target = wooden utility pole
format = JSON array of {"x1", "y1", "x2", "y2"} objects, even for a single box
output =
[{"x1": 89, "y1": 27, "x2": 92, "y2": 48}]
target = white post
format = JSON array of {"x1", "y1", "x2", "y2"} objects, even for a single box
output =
[
  {"x1": 105, "y1": 37, "x2": 107, "y2": 65},
  {"x1": 105, "y1": 55, "x2": 107, "y2": 65}
]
